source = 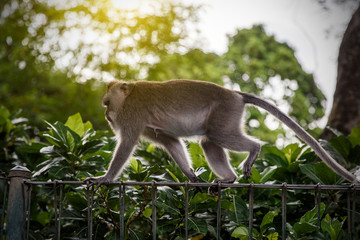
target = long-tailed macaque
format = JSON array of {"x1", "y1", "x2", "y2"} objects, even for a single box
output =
[{"x1": 86, "y1": 79, "x2": 359, "y2": 189}]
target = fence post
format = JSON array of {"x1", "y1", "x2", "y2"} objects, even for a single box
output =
[{"x1": 5, "y1": 166, "x2": 31, "y2": 240}]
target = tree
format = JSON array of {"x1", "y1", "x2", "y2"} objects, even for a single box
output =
[
  {"x1": 321, "y1": 4, "x2": 360, "y2": 140},
  {"x1": 149, "y1": 25, "x2": 327, "y2": 144},
  {"x1": 0, "y1": 0, "x2": 197, "y2": 129},
  {"x1": 147, "y1": 48, "x2": 225, "y2": 85},
  {"x1": 223, "y1": 26, "x2": 327, "y2": 144}
]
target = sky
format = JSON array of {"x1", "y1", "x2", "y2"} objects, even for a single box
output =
[{"x1": 113, "y1": 0, "x2": 358, "y2": 121}]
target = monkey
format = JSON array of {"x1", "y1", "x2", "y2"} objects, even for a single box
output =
[{"x1": 85, "y1": 79, "x2": 359, "y2": 191}]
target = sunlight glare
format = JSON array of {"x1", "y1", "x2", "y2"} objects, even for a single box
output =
[{"x1": 112, "y1": 0, "x2": 142, "y2": 10}]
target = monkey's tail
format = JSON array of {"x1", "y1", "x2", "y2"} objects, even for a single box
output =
[{"x1": 238, "y1": 91, "x2": 358, "y2": 183}]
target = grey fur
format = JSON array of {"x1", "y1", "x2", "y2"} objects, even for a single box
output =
[{"x1": 85, "y1": 79, "x2": 358, "y2": 187}]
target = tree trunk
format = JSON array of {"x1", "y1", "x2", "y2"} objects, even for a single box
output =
[{"x1": 321, "y1": 5, "x2": 360, "y2": 140}]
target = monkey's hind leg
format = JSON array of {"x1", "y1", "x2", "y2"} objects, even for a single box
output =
[
  {"x1": 200, "y1": 138, "x2": 237, "y2": 194},
  {"x1": 207, "y1": 130, "x2": 261, "y2": 180},
  {"x1": 224, "y1": 135, "x2": 261, "y2": 179},
  {"x1": 143, "y1": 128, "x2": 199, "y2": 183}
]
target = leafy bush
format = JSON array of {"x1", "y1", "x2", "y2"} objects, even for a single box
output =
[{"x1": 1, "y1": 108, "x2": 359, "y2": 239}]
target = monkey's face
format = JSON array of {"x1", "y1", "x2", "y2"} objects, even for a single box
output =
[
  {"x1": 102, "y1": 90, "x2": 118, "y2": 123},
  {"x1": 102, "y1": 81, "x2": 129, "y2": 123}
]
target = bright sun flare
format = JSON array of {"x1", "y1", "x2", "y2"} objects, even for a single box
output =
[{"x1": 111, "y1": 0, "x2": 142, "y2": 10}]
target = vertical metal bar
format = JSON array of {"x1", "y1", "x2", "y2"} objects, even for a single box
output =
[
  {"x1": 58, "y1": 182, "x2": 63, "y2": 240},
  {"x1": 316, "y1": 184, "x2": 321, "y2": 229},
  {"x1": 216, "y1": 182, "x2": 222, "y2": 240},
  {"x1": 347, "y1": 188, "x2": 351, "y2": 239},
  {"x1": 53, "y1": 181, "x2": 58, "y2": 239},
  {"x1": 90, "y1": 186, "x2": 94, "y2": 240},
  {"x1": 249, "y1": 183, "x2": 254, "y2": 240},
  {"x1": 119, "y1": 182, "x2": 125, "y2": 240},
  {"x1": 184, "y1": 181, "x2": 189, "y2": 239},
  {"x1": 282, "y1": 183, "x2": 287, "y2": 240},
  {"x1": 87, "y1": 185, "x2": 90, "y2": 240},
  {"x1": 87, "y1": 185, "x2": 93, "y2": 240},
  {"x1": 152, "y1": 181, "x2": 157, "y2": 240},
  {"x1": 0, "y1": 180, "x2": 8, "y2": 238},
  {"x1": 351, "y1": 185, "x2": 356, "y2": 239},
  {"x1": 25, "y1": 183, "x2": 32, "y2": 240}
]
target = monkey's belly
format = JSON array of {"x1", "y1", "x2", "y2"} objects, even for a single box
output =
[{"x1": 148, "y1": 116, "x2": 207, "y2": 137}]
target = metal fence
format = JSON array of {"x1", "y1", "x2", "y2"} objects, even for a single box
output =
[{"x1": 1, "y1": 166, "x2": 359, "y2": 240}]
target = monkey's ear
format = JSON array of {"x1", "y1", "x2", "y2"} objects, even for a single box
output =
[
  {"x1": 107, "y1": 81, "x2": 118, "y2": 92},
  {"x1": 119, "y1": 83, "x2": 133, "y2": 96}
]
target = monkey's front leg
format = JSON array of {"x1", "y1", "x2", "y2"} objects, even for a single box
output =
[{"x1": 84, "y1": 139, "x2": 137, "y2": 189}]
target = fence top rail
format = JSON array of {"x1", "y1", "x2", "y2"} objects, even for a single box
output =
[{"x1": 22, "y1": 180, "x2": 360, "y2": 190}]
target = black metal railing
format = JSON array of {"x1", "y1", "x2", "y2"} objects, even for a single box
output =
[{"x1": 1, "y1": 167, "x2": 359, "y2": 239}]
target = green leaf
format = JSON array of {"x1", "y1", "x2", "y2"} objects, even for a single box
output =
[
  {"x1": 313, "y1": 162, "x2": 337, "y2": 185},
  {"x1": 299, "y1": 164, "x2": 323, "y2": 184},
  {"x1": 165, "y1": 168, "x2": 180, "y2": 182},
  {"x1": 349, "y1": 126, "x2": 360, "y2": 147},
  {"x1": 66, "y1": 192, "x2": 88, "y2": 210},
  {"x1": 259, "y1": 166, "x2": 277, "y2": 183},
  {"x1": 65, "y1": 126, "x2": 82, "y2": 152},
  {"x1": 33, "y1": 158, "x2": 62, "y2": 177},
  {"x1": 16, "y1": 142, "x2": 47, "y2": 153},
  {"x1": 321, "y1": 214, "x2": 345, "y2": 240},
  {"x1": 143, "y1": 206, "x2": 152, "y2": 218},
  {"x1": 266, "y1": 232, "x2": 279, "y2": 240},
  {"x1": 45, "y1": 121, "x2": 68, "y2": 147},
  {"x1": 293, "y1": 222, "x2": 317, "y2": 235},
  {"x1": 65, "y1": 113, "x2": 89, "y2": 137},
  {"x1": 146, "y1": 143, "x2": 156, "y2": 152},
  {"x1": 292, "y1": 203, "x2": 326, "y2": 236},
  {"x1": 231, "y1": 195, "x2": 248, "y2": 224},
  {"x1": 299, "y1": 202, "x2": 325, "y2": 225},
  {"x1": 260, "y1": 211, "x2": 278, "y2": 234},
  {"x1": 188, "y1": 217, "x2": 208, "y2": 234},
  {"x1": 0, "y1": 106, "x2": 12, "y2": 134},
  {"x1": 36, "y1": 212, "x2": 50, "y2": 226},
  {"x1": 190, "y1": 192, "x2": 215, "y2": 204},
  {"x1": 129, "y1": 158, "x2": 142, "y2": 173},
  {"x1": 189, "y1": 142, "x2": 207, "y2": 169},
  {"x1": 0, "y1": 105, "x2": 10, "y2": 120},
  {"x1": 320, "y1": 140, "x2": 347, "y2": 166},
  {"x1": 265, "y1": 153, "x2": 288, "y2": 167},
  {"x1": 283, "y1": 143, "x2": 302, "y2": 163},
  {"x1": 83, "y1": 121, "x2": 93, "y2": 133},
  {"x1": 262, "y1": 145, "x2": 286, "y2": 159},
  {"x1": 232, "y1": 226, "x2": 249, "y2": 239},
  {"x1": 329, "y1": 135, "x2": 352, "y2": 159},
  {"x1": 78, "y1": 139, "x2": 105, "y2": 156},
  {"x1": 155, "y1": 200, "x2": 180, "y2": 216},
  {"x1": 250, "y1": 167, "x2": 261, "y2": 183}
]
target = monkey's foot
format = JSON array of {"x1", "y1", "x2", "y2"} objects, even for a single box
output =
[
  {"x1": 208, "y1": 179, "x2": 234, "y2": 195},
  {"x1": 241, "y1": 162, "x2": 253, "y2": 179},
  {"x1": 84, "y1": 175, "x2": 112, "y2": 190}
]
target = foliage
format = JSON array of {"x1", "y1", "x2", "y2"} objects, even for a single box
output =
[
  {"x1": 0, "y1": 0, "x2": 197, "y2": 129},
  {"x1": 2, "y1": 0, "x2": 326, "y2": 144},
  {"x1": 1, "y1": 109, "x2": 359, "y2": 239},
  {"x1": 224, "y1": 25, "x2": 326, "y2": 143},
  {"x1": 0, "y1": 0, "x2": 358, "y2": 238},
  {"x1": 147, "y1": 25, "x2": 326, "y2": 144}
]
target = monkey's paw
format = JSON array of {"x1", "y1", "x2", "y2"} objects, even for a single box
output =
[
  {"x1": 241, "y1": 162, "x2": 253, "y2": 179},
  {"x1": 84, "y1": 175, "x2": 112, "y2": 190},
  {"x1": 208, "y1": 179, "x2": 225, "y2": 195}
]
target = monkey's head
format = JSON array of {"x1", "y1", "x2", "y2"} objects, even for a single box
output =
[{"x1": 102, "y1": 81, "x2": 133, "y2": 123}]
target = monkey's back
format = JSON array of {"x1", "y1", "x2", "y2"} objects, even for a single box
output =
[{"x1": 124, "y1": 80, "x2": 244, "y2": 136}]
